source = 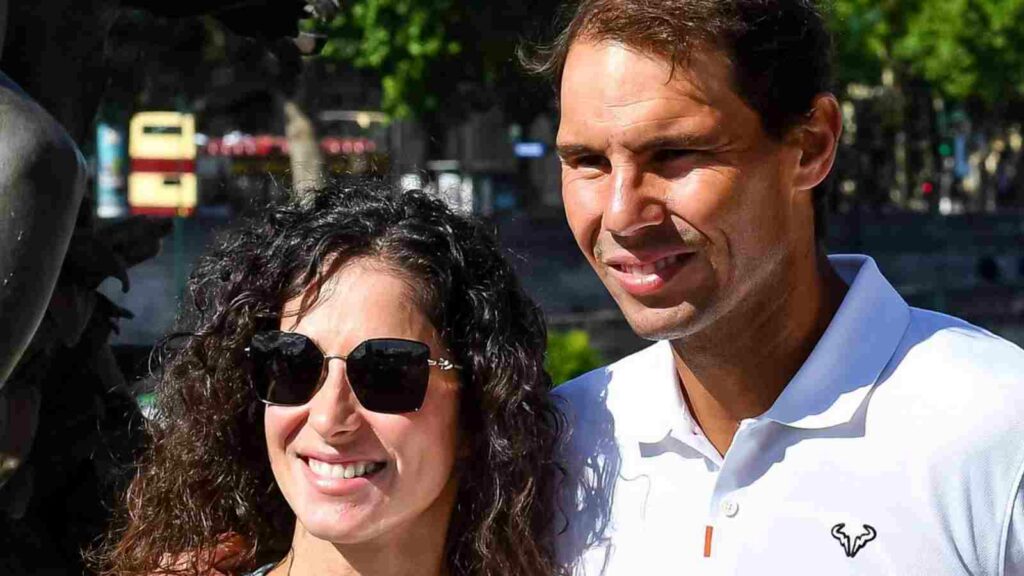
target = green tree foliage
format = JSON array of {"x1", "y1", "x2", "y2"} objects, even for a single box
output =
[
  {"x1": 830, "y1": 0, "x2": 1024, "y2": 107},
  {"x1": 313, "y1": 0, "x2": 1024, "y2": 120},
  {"x1": 311, "y1": 0, "x2": 460, "y2": 117},
  {"x1": 308, "y1": 1, "x2": 557, "y2": 120},
  {"x1": 897, "y1": 0, "x2": 1024, "y2": 105},
  {"x1": 828, "y1": 0, "x2": 907, "y2": 87},
  {"x1": 546, "y1": 330, "x2": 603, "y2": 386}
]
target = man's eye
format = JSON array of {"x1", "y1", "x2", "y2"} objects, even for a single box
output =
[
  {"x1": 652, "y1": 149, "x2": 693, "y2": 163},
  {"x1": 573, "y1": 155, "x2": 609, "y2": 170}
]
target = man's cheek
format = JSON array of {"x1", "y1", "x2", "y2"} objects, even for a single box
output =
[{"x1": 564, "y1": 206, "x2": 602, "y2": 258}]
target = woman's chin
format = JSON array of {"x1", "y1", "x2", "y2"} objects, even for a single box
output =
[{"x1": 296, "y1": 504, "x2": 383, "y2": 545}]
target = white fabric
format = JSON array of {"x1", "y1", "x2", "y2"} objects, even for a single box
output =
[{"x1": 554, "y1": 255, "x2": 1024, "y2": 575}]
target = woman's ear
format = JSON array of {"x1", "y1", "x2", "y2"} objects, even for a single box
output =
[{"x1": 790, "y1": 93, "x2": 843, "y2": 192}]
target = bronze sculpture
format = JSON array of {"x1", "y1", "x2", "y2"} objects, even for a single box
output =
[{"x1": 0, "y1": 2, "x2": 336, "y2": 572}]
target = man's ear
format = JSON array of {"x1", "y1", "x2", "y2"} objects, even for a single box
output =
[{"x1": 790, "y1": 93, "x2": 843, "y2": 192}]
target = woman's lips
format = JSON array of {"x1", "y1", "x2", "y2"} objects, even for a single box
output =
[
  {"x1": 605, "y1": 253, "x2": 693, "y2": 296},
  {"x1": 307, "y1": 458, "x2": 385, "y2": 479},
  {"x1": 300, "y1": 456, "x2": 387, "y2": 496}
]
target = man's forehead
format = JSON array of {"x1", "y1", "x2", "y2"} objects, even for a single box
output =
[
  {"x1": 557, "y1": 40, "x2": 748, "y2": 144},
  {"x1": 560, "y1": 40, "x2": 736, "y2": 111}
]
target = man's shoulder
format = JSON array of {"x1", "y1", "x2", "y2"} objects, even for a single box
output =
[
  {"x1": 899, "y1": 307, "x2": 1024, "y2": 382},
  {"x1": 553, "y1": 340, "x2": 667, "y2": 412},
  {"x1": 881, "y1": 307, "x2": 1024, "y2": 448}
]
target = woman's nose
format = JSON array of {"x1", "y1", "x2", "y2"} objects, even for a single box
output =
[{"x1": 305, "y1": 360, "x2": 363, "y2": 439}]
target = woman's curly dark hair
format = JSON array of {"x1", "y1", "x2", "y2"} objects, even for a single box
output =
[{"x1": 92, "y1": 181, "x2": 568, "y2": 575}]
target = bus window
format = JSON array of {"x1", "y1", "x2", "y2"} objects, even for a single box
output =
[{"x1": 142, "y1": 125, "x2": 183, "y2": 135}]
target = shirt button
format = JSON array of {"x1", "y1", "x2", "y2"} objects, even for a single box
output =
[{"x1": 721, "y1": 499, "x2": 740, "y2": 518}]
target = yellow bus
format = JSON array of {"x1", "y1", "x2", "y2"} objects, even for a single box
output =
[{"x1": 128, "y1": 111, "x2": 197, "y2": 216}]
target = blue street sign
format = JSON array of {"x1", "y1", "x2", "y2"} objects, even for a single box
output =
[{"x1": 514, "y1": 141, "x2": 546, "y2": 158}]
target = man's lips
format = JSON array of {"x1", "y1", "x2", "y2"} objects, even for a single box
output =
[
  {"x1": 604, "y1": 252, "x2": 688, "y2": 274},
  {"x1": 601, "y1": 251, "x2": 696, "y2": 296},
  {"x1": 601, "y1": 246, "x2": 697, "y2": 267}
]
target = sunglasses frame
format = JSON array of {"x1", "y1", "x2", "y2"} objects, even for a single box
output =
[{"x1": 244, "y1": 330, "x2": 461, "y2": 413}]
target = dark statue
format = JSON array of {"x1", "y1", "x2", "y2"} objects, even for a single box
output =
[{"x1": 0, "y1": 1, "x2": 337, "y2": 572}]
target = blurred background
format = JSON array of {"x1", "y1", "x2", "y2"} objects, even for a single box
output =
[
  {"x1": 8, "y1": 3, "x2": 1024, "y2": 572},
  {"x1": 77, "y1": 0, "x2": 1024, "y2": 385}
]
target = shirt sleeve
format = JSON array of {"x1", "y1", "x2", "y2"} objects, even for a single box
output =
[{"x1": 1005, "y1": 475, "x2": 1024, "y2": 575}]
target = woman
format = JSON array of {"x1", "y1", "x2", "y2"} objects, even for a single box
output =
[{"x1": 92, "y1": 182, "x2": 567, "y2": 575}]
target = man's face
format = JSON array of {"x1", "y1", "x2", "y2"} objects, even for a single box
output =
[{"x1": 557, "y1": 41, "x2": 807, "y2": 341}]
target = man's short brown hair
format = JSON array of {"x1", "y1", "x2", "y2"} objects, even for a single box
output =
[
  {"x1": 521, "y1": 0, "x2": 835, "y2": 236},
  {"x1": 523, "y1": 0, "x2": 833, "y2": 139}
]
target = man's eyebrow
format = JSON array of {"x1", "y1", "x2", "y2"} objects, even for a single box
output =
[
  {"x1": 555, "y1": 143, "x2": 602, "y2": 159},
  {"x1": 628, "y1": 134, "x2": 707, "y2": 154}
]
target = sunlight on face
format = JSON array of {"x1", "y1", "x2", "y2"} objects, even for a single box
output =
[
  {"x1": 264, "y1": 260, "x2": 461, "y2": 547},
  {"x1": 557, "y1": 41, "x2": 803, "y2": 341}
]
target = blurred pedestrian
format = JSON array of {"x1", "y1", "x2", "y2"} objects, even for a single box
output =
[
  {"x1": 524, "y1": 0, "x2": 1024, "y2": 574},
  {"x1": 91, "y1": 183, "x2": 567, "y2": 576}
]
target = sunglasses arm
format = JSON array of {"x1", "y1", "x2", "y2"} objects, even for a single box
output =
[
  {"x1": 323, "y1": 352, "x2": 460, "y2": 371},
  {"x1": 428, "y1": 358, "x2": 461, "y2": 371}
]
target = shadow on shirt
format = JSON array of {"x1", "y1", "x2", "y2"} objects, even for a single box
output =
[{"x1": 552, "y1": 369, "x2": 620, "y2": 575}]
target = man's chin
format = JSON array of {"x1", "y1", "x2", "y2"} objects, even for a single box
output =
[{"x1": 618, "y1": 301, "x2": 703, "y2": 342}]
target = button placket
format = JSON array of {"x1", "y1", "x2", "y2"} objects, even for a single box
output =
[{"x1": 721, "y1": 499, "x2": 740, "y2": 518}]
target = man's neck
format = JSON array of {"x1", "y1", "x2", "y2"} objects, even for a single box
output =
[{"x1": 671, "y1": 250, "x2": 847, "y2": 456}]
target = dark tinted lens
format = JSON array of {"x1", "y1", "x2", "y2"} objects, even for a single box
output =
[
  {"x1": 346, "y1": 338, "x2": 430, "y2": 414},
  {"x1": 247, "y1": 331, "x2": 325, "y2": 405}
]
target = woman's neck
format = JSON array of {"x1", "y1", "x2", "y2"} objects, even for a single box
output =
[{"x1": 271, "y1": 538, "x2": 447, "y2": 576}]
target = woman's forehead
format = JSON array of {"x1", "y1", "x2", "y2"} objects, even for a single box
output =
[{"x1": 279, "y1": 261, "x2": 438, "y2": 349}]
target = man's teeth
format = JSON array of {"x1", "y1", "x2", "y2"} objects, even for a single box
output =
[
  {"x1": 308, "y1": 459, "x2": 384, "y2": 479},
  {"x1": 624, "y1": 254, "x2": 681, "y2": 276}
]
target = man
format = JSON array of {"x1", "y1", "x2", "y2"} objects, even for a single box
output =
[{"x1": 527, "y1": 1, "x2": 1024, "y2": 574}]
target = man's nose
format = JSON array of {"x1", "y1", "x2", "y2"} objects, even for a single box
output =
[
  {"x1": 306, "y1": 361, "x2": 364, "y2": 439},
  {"x1": 603, "y1": 164, "x2": 665, "y2": 236}
]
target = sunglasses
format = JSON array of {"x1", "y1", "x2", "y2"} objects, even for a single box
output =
[{"x1": 244, "y1": 330, "x2": 460, "y2": 414}]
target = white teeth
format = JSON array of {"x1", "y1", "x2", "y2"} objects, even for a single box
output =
[
  {"x1": 308, "y1": 459, "x2": 382, "y2": 480},
  {"x1": 623, "y1": 255, "x2": 680, "y2": 276}
]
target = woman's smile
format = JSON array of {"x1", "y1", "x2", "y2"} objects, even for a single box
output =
[{"x1": 299, "y1": 455, "x2": 389, "y2": 497}]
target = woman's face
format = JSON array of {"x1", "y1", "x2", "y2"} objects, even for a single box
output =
[{"x1": 265, "y1": 260, "x2": 462, "y2": 546}]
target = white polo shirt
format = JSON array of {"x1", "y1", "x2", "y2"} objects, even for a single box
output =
[{"x1": 554, "y1": 255, "x2": 1024, "y2": 575}]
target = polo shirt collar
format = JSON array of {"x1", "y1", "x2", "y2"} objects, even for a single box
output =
[
  {"x1": 605, "y1": 337, "x2": 681, "y2": 439},
  {"x1": 759, "y1": 254, "x2": 910, "y2": 429},
  {"x1": 615, "y1": 255, "x2": 910, "y2": 443}
]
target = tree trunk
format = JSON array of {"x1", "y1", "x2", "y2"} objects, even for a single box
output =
[{"x1": 282, "y1": 98, "x2": 324, "y2": 204}]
